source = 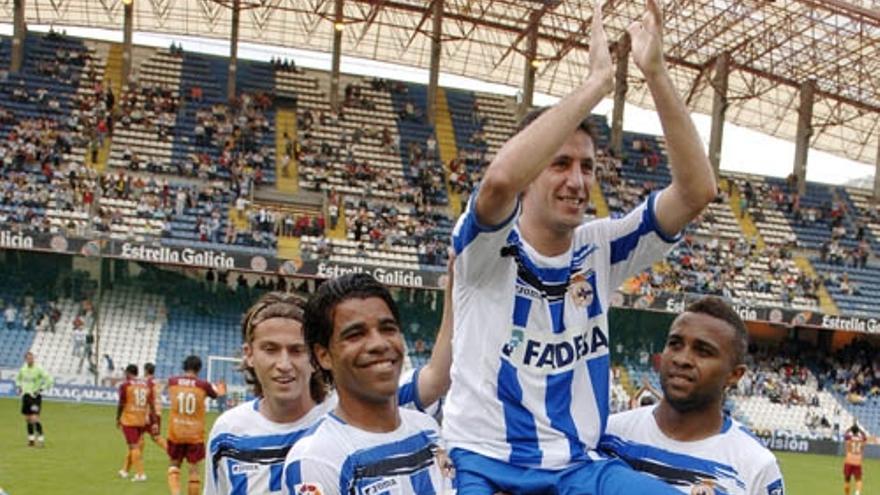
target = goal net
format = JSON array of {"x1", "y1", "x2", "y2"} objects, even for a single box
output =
[{"x1": 206, "y1": 355, "x2": 251, "y2": 412}]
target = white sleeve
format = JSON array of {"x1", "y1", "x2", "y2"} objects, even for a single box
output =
[
  {"x1": 203, "y1": 426, "x2": 220, "y2": 495},
  {"x1": 750, "y1": 458, "x2": 785, "y2": 495},
  {"x1": 397, "y1": 367, "x2": 425, "y2": 410},
  {"x1": 283, "y1": 456, "x2": 341, "y2": 495},
  {"x1": 601, "y1": 191, "x2": 681, "y2": 292},
  {"x1": 450, "y1": 189, "x2": 520, "y2": 286},
  {"x1": 204, "y1": 418, "x2": 230, "y2": 495}
]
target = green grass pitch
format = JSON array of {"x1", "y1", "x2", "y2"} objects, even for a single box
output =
[
  {"x1": 0, "y1": 398, "x2": 220, "y2": 495},
  {"x1": 2, "y1": 398, "x2": 879, "y2": 494}
]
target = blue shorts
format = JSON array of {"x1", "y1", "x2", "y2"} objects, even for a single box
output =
[{"x1": 450, "y1": 448, "x2": 681, "y2": 495}]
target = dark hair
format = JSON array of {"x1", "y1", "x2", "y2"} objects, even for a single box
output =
[
  {"x1": 144, "y1": 362, "x2": 155, "y2": 376},
  {"x1": 182, "y1": 355, "x2": 202, "y2": 373},
  {"x1": 125, "y1": 364, "x2": 138, "y2": 376},
  {"x1": 684, "y1": 296, "x2": 748, "y2": 366},
  {"x1": 516, "y1": 106, "x2": 598, "y2": 144},
  {"x1": 304, "y1": 273, "x2": 400, "y2": 387},
  {"x1": 240, "y1": 291, "x2": 327, "y2": 402},
  {"x1": 850, "y1": 423, "x2": 862, "y2": 435}
]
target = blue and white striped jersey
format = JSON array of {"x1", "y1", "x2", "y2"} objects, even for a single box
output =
[
  {"x1": 282, "y1": 409, "x2": 446, "y2": 495},
  {"x1": 444, "y1": 191, "x2": 679, "y2": 469},
  {"x1": 205, "y1": 367, "x2": 430, "y2": 494},
  {"x1": 205, "y1": 397, "x2": 335, "y2": 495},
  {"x1": 602, "y1": 405, "x2": 785, "y2": 495}
]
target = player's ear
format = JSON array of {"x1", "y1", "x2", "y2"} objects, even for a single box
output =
[
  {"x1": 314, "y1": 344, "x2": 332, "y2": 372},
  {"x1": 242, "y1": 343, "x2": 254, "y2": 368},
  {"x1": 726, "y1": 364, "x2": 746, "y2": 389}
]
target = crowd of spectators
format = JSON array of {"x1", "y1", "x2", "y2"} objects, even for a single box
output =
[
  {"x1": 243, "y1": 206, "x2": 324, "y2": 240},
  {"x1": 447, "y1": 148, "x2": 486, "y2": 200},
  {"x1": 270, "y1": 56, "x2": 299, "y2": 73},
  {"x1": 819, "y1": 238, "x2": 871, "y2": 269},
  {"x1": 343, "y1": 196, "x2": 449, "y2": 265},
  {"x1": 3, "y1": 296, "x2": 62, "y2": 334},
  {"x1": 738, "y1": 176, "x2": 873, "y2": 256},
  {"x1": 117, "y1": 80, "x2": 180, "y2": 142},
  {"x1": 0, "y1": 118, "x2": 97, "y2": 235},
  {"x1": 597, "y1": 148, "x2": 657, "y2": 216},
  {"x1": 815, "y1": 338, "x2": 880, "y2": 406},
  {"x1": 190, "y1": 91, "x2": 273, "y2": 197},
  {"x1": 72, "y1": 73, "x2": 115, "y2": 164},
  {"x1": 624, "y1": 234, "x2": 821, "y2": 308},
  {"x1": 738, "y1": 346, "x2": 820, "y2": 407}
]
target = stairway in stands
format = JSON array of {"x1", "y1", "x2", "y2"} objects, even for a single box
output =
[{"x1": 434, "y1": 88, "x2": 461, "y2": 217}]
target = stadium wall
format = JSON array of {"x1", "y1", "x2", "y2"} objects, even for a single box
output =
[{"x1": 755, "y1": 431, "x2": 880, "y2": 459}]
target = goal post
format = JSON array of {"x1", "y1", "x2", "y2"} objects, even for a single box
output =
[{"x1": 206, "y1": 355, "x2": 250, "y2": 412}]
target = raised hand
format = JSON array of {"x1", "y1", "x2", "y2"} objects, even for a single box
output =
[
  {"x1": 627, "y1": 0, "x2": 666, "y2": 78},
  {"x1": 588, "y1": 0, "x2": 614, "y2": 92}
]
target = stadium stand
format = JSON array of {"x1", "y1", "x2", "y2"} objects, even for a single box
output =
[
  {"x1": 815, "y1": 338, "x2": 880, "y2": 437},
  {"x1": 0, "y1": 35, "x2": 878, "y2": 444},
  {"x1": 623, "y1": 350, "x2": 861, "y2": 442}
]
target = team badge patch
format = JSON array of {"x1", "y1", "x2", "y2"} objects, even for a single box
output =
[
  {"x1": 767, "y1": 478, "x2": 784, "y2": 495},
  {"x1": 502, "y1": 328, "x2": 524, "y2": 356},
  {"x1": 690, "y1": 483, "x2": 714, "y2": 495},
  {"x1": 568, "y1": 271, "x2": 594, "y2": 308},
  {"x1": 294, "y1": 482, "x2": 324, "y2": 495}
]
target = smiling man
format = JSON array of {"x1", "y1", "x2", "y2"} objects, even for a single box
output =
[
  {"x1": 282, "y1": 273, "x2": 447, "y2": 495},
  {"x1": 445, "y1": 1, "x2": 716, "y2": 493},
  {"x1": 205, "y1": 286, "x2": 451, "y2": 495},
  {"x1": 601, "y1": 296, "x2": 785, "y2": 495}
]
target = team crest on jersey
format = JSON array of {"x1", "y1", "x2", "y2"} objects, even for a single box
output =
[
  {"x1": 502, "y1": 328, "x2": 525, "y2": 356},
  {"x1": 568, "y1": 270, "x2": 594, "y2": 308},
  {"x1": 767, "y1": 478, "x2": 784, "y2": 495},
  {"x1": 690, "y1": 482, "x2": 714, "y2": 495},
  {"x1": 294, "y1": 482, "x2": 325, "y2": 495}
]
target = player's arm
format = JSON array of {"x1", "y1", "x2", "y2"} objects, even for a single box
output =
[
  {"x1": 147, "y1": 384, "x2": 158, "y2": 420},
  {"x1": 40, "y1": 368, "x2": 54, "y2": 393},
  {"x1": 116, "y1": 384, "x2": 126, "y2": 427},
  {"x1": 415, "y1": 253, "x2": 454, "y2": 408},
  {"x1": 628, "y1": 0, "x2": 716, "y2": 236},
  {"x1": 749, "y1": 457, "x2": 784, "y2": 495},
  {"x1": 14, "y1": 368, "x2": 23, "y2": 395},
  {"x1": 474, "y1": 1, "x2": 613, "y2": 227},
  {"x1": 202, "y1": 380, "x2": 219, "y2": 399},
  {"x1": 203, "y1": 422, "x2": 223, "y2": 495}
]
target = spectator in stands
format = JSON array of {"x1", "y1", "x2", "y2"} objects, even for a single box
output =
[
  {"x1": 5, "y1": 304, "x2": 17, "y2": 330},
  {"x1": 72, "y1": 322, "x2": 86, "y2": 357},
  {"x1": 602, "y1": 296, "x2": 785, "y2": 493},
  {"x1": 236, "y1": 273, "x2": 248, "y2": 293}
]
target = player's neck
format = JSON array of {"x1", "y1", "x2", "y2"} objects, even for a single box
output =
[
  {"x1": 518, "y1": 212, "x2": 573, "y2": 257},
  {"x1": 654, "y1": 400, "x2": 725, "y2": 442},
  {"x1": 260, "y1": 394, "x2": 315, "y2": 424},
  {"x1": 334, "y1": 392, "x2": 400, "y2": 433}
]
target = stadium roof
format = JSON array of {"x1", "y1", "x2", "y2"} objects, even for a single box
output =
[{"x1": 7, "y1": 0, "x2": 880, "y2": 166}]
